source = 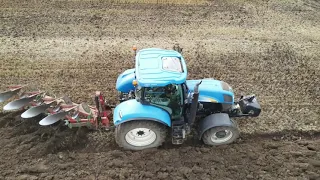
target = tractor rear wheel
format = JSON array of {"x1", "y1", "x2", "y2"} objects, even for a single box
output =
[
  {"x1": 115, "y1": 121, "x2": 167, "y2": 150},
  {"x1": 202, "y1": 122, "x2": 239, "y2": 146}
]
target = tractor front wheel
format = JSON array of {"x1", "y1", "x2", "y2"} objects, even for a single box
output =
[
  {"x1": 202, "y1": 125, "x2": 239, "y2": 146},
  {"x1": 115, "y1": 121, "x2": 167, "y2": 151}
]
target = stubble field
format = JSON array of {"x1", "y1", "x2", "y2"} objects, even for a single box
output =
[{"x1": 0, "y1": 0, "x2": 319, "y2": 179}]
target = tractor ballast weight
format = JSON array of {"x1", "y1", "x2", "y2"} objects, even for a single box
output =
[{"x1": 1, "y1": 46, "x2": 261, "y2": 151}]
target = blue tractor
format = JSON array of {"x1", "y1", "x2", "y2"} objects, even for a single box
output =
[{"x1": 113, "y1": 47, "x2": 261, "y2": 150}]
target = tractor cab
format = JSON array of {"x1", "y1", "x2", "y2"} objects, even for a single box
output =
[{"x1": 134, "y1": 48, "x2": 188, "y2": 119}]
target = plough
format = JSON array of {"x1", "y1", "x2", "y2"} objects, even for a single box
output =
[{"x1": 0, "y1": 85, "x2": 113, "y2": 130}]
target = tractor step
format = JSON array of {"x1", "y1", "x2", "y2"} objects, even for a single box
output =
[{"x1": 171, "y1": 120, "x2": 186, "y2": 145}]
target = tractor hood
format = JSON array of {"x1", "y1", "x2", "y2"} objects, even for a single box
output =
[
  {"x1": 186, "y1": 79, "x2": 234, "y2": 104},
  {"x1": 116, "y1": 68, "x2": 135, "y2": 93}
]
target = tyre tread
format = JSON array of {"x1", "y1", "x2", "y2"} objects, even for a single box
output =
[
  {"x1": 202, "y1": 125, "x2": 240, "y2": 146},
  {"x1": 115, "y1": 120, "x2": 167, "y2": 150}
]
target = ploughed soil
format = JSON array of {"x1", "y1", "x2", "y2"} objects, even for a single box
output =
[
  {"x1": 0, "y1": 0, "x2": 320, "y2": 179},
  {"x1": 0, "y1": 112, "x2": 320, "y2": 180}
]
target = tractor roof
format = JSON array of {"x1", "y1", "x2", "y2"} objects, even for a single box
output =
[{"x1": 135, "y1": 48, "x2": 187, "y2": 87}]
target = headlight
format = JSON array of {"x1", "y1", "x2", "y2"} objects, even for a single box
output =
[{"x1": 223, "y1": 94, "x2": 233, "y2": 103}]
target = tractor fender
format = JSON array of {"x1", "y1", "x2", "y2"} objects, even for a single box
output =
[
  {"x1": 116, "y1": 68, "x2": 135, "y2": 93},
  {"x1": 198, "y1": 113, "x2": 235, "y2": 140},
  {"x1": 113, "y1": 99, "x2": 171, "y2": 127}
]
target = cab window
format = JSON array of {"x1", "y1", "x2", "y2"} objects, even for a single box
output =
[{"x1": 162, "y1": 57, "x2": 183, "y2": 72}]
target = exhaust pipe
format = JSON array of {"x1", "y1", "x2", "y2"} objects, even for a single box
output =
[{"x1": 188, "y1": 80, "x2": 202, "y2": 125}]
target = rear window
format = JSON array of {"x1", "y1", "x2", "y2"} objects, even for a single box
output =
[{"x1": 162, "y1": 57, "x2": 183, "y2": 72}]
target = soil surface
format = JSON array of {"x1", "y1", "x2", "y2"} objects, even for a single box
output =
[
  {"x1": 0, "y1": 0, "x2": 320, "y2": 179},
  {"x1": 0, "y1": 112, "x2": 320, "y2": 180}
]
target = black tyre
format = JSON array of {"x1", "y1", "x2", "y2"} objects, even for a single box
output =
[
  {"x1": 115, "y1": 120, "x2": 167, "y2": 151},
  {"x1": 202, "y1": 124, "x2": 240, "y2": 146}
]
